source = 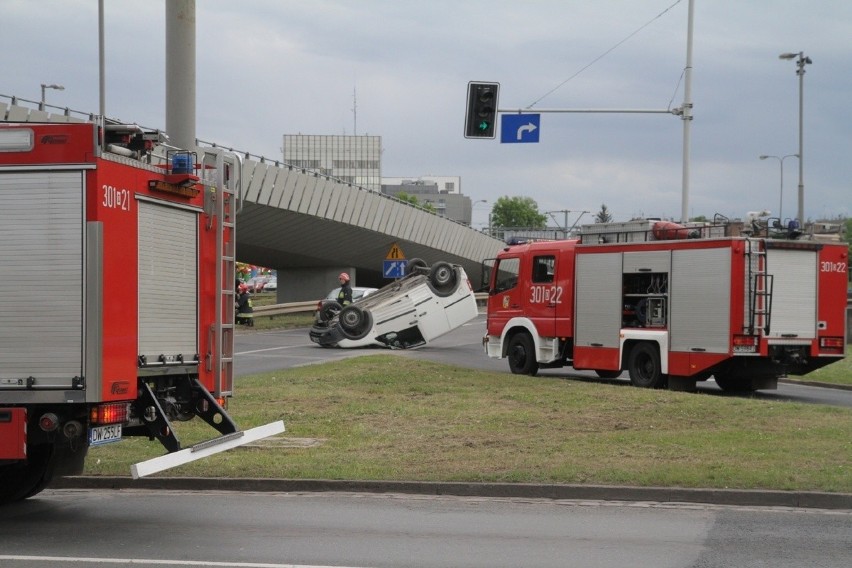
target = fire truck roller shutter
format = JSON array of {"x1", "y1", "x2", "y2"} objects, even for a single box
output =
[
  {"x1": 0, "y1": 171, "x2": 84, "y2": 386},
  {"x1": 765, "y1": 248, "x2": 817, "y2": 339},
  {"x1": 138, "y1": 201, "x2": 198, "y2": 363}
]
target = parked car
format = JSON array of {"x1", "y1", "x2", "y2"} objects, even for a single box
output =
[
  {"x1": 314, "y1": 286, "x2": 379, "y2": 325},
  {"x1": 264, "y1": 277, "x2": 277, "y2": 292},
  {"x1": 309, "y1": 259, "x2": 478, "y2": 349}
]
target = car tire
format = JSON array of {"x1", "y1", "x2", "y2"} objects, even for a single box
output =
[
  {"x1": 319, "y1": 301, "x2": 343, "y2": 323},
  {"x1": 428, "y1": 261, "x2": 458, "y2": 297},
  {"x1": 406, "y1": 257, "x2": 429, "y2": 275},
  {"x1": 338, "y1": 305, "x2": 373, "y2": 340}
]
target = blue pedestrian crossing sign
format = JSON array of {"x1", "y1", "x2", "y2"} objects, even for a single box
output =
[
  {"x1": 383, "y1": 260, "x2": 406, "y2": 279},
  {"x1": 501, "y1": 113, "x2": 540, "y2": 144}
]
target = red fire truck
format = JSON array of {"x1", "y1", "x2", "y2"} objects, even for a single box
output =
[
  {"x1": 0, "y1": 121, "x2": 282, "y2": 504},
  {"x1": 483, "y1": 220, "x2": 847, "y2": 391}
]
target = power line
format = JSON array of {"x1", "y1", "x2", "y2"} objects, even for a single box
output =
[{"x1": 527, "y1": 0, "x2": 684, "y2": 109}]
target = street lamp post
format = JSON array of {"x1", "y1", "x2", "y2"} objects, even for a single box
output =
[
  {"x1": 759, "y1": 154, "x2": 798, "y2": 221},
  {"x1": 778, "y1": 51, "x2": 811, "y2": 225},
  {"x1": 40, "y1": 83, "x2": 65, "y2": 110},
  {"x1": 471, "y1": 199, "x2": 488, "y2": 230}
]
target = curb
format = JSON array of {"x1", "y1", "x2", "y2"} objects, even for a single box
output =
[{"x1": 52, "y1": 477, "x2": 852, "y2": 510}]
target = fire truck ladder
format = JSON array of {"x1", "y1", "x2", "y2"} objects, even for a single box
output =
[
  {"x1": 744, "y1": 238, "x2": 773, "y2": 335},
  {"x1": 202, "y1": 150, "x2": 242, "y2": 398}
]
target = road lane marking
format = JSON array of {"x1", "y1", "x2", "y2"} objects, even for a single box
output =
[{"x1": 0, "y1": 555, "x2": 372, "y2": 568}]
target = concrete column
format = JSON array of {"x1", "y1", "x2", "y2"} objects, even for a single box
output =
[
  {"x1": 276, "y1": 268, "x2": 358, "y2": 303},
  {"x1": 165, "y1": 0, "x2": 196, "y2": 151}
]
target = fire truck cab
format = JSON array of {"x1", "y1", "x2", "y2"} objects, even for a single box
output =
[{"x1": 484, "y1": 220, "x2": 847, "y2": 392}]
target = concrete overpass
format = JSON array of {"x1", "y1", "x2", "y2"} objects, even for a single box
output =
[
  {"x1": 234, "y1": 155, "x2": 504, "y2": 300},
  {"x1": 1, "y1": 96, "x2": 505, "y2": 301}
]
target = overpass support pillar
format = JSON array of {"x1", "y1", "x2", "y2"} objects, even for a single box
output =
[{"x1": 276, "y1": 267, "x2": 357, "y2": 303}]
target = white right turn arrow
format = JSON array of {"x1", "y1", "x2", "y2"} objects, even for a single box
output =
[{"x1": 516, "y1": 122, "x2": 537, "y2": 140}]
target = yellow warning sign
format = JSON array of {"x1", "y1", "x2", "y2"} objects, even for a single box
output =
[{"x1": 386, "y1": 243, "x2": 405, "y2": 260}]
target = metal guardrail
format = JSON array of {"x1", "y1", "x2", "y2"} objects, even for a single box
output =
[{"x1": 253, "y1": 293, "x2": 489, "y2": 318}]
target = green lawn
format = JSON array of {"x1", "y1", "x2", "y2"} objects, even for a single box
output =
[{"x1": 86, "y1": 355, "x2": 852, "y2": 493}]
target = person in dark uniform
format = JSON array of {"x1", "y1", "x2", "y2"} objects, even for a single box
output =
[
  {"x1": 337, "y1": 272, "x2": 353, "y2": 306},
  {"x1": 235, "y1": 283, "x2": 254, "y2": 326}
]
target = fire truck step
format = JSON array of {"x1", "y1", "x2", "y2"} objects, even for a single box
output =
[{"x1": 130, "y1": 420, "x2": 285, "y2": 479}]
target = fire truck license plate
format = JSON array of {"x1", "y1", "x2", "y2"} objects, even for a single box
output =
[{"x1": 88, "y1": 424, "x2": 123, "y2": 447}]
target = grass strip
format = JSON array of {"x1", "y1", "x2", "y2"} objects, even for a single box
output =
[{"x1": 85, "y1": 355, "x2": 852, "y2": 492}]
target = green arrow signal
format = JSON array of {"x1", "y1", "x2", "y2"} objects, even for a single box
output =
[{"x1": 477, "y1": 121, "x2": 490, "y2": 131}]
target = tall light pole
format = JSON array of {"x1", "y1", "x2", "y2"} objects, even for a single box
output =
[
  {"x1": 779, "y1": 51, "x2": 811, "y2": 225},
  {"x1": 759, "y1": 154, "x2": 798, "y2": 221},
  {"x1": 40, "y1": 83, "x2": 64, "y2": 110},
  {"x1": 471, "y1": 199, "x2": 488, "y2": 228}
]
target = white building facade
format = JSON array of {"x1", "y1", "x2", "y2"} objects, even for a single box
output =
[{"x1": 282, "y1": 134, "x2": 382, "y2": 192}]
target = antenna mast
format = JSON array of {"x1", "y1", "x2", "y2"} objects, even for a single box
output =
[{"x1": 352, "y1": 87, "x2": 357, "y2": 136}]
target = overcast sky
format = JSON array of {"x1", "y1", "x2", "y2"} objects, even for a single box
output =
[{"x1": 4, "y1": 0, "x2": 851, "y2": 229}]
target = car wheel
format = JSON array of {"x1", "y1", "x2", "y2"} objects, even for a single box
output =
[
  {"x1": 338, "y1": 305, "x2": 373, "y2": 340},
  {"x1": 627, "y1": 342, "x2": 666, "y2": 388},
  {"x1": 507, "y1": 333, "x2": 539, "y2": 376},
  {"x1": 428, "y1": 261, "x2": 458, "y2": 297},
  {"x1": 406, "y1": 257, "x2": 429, "y2": 275},
  {"x1": 319, "y1": 301, "x2": 343, "y2": 323}
]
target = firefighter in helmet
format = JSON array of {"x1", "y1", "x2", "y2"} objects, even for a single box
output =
[
  {"x1": 337, "y1": 272, "x2": 353, "y2": 306},
  {"x1": 235, "y1": 283, "x2": 254, "y2": 326}
]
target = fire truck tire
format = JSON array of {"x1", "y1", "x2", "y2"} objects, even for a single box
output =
[
  {"x1": 712, "y1": 373, "x2": 755, "y2": 393},
  {"x1": 507, "y1": 333, "x2": 539, "y2": 376},
  {"x1": 428, "y1": 262, "x2": 458, "y2": 297},
  {"x1": 339, "y1": 305, "x2": 373, "y2": 340},
  {"x1": 627, "y1": 343, "x2": 667, "y2": 388},
  {"x1": 0, "y1": 446, "x2": 52, "y2": 505},
  {"x1": 319, "y1": 301, "x2": 343, "y2": 323},
  {"x1": 595, "y1": 370, "x2": 623, "y2": 379},
  {"x1": 406, "y1": 258, "x2": 429, "y2": 275}
]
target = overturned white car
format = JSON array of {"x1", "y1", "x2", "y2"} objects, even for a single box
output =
[{"x1": 309, "y1": 259, "x2": 478, "y2": 349}]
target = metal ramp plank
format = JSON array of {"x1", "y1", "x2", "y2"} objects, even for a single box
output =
[
  {"x1": 5, "y1": 105, "x2": 30, "y2": 121},
  {"x1": 257, "y1": 164, "x2": 281, "y2": 205},
  {"x1": 239, "y1": 160, "x2": 260, "y2": 203},
  {"x1": 297, "y1": 175, "x2": 319, "y2": 214},
  {"x1": 276, "y1": 167, "x2": 300, "y2": 209}
]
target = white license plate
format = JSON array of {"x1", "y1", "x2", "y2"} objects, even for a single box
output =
[{"x1": 89, "y1": 424, "x2": 123, "y2": 447}]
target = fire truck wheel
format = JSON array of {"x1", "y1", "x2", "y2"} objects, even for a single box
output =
[
  {"x1": 594, "y1": 370, "x2": 622, "y2": 379},
  {"x1": 627, "y1": 342, "x2": 667, "y2": 389},
  {"x1": 339, "y1": 305, "x2": 373, "y2": 340},
  {"x1": 319, "y1": 301, "x2": 343, "y2": 322},
  {"x1": 507, "y1": 333, "x2": 539, "y2": 376},
  {"x1": 406, "y1": 258, "x2": 429, "y2": 275},
  {"x1": 0, "y1": 445, "x2": 52, "y2": 505},
  {"x1": 428, "y1": 262, "x2": 458, "y2": 297},
  {"x1": 713, "y1": 372, "x2": 755, "y2": 392}
]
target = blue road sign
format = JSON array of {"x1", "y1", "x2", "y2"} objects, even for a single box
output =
[
  {"x1": 501, "y1": 113, "x2": 540, "y2": 144},
  {"x1": 383, "y1": 260, "x2": 406, "y2": 279}
]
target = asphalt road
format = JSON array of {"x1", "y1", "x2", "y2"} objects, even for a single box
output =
[
  {"x1": 236, "y1": 314, "x2": 852, "y2": 408},
  {"x1": 3, "y1": 489, "x2": 851, "y2": 568}
]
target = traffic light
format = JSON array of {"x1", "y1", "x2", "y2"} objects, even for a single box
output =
[{"x1": 464, "y1": 81, "x2": 500, "y2": 139}]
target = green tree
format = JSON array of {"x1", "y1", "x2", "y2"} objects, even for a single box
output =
[
  {"x1": 396, "y1": 191, "x2": 435, "y2": 213},
  {"x1": 595, "y1": 204, "x2": 613, "y2": 223},
  {"x1": 490, "y1": 196, "x2": 547, "y2": 229}
]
